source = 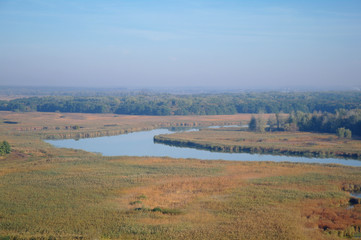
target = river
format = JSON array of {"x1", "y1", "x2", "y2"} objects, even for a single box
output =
[{"x1": 45, "y1": 128, "x2": 361, "y2": 167}]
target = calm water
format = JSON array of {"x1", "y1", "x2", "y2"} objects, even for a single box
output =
[
  {"x1": 45, "y1": 128, "x2": 361, "y2": 167},
  {"x1": 351, "y1": 192, "x2": 361, "y2": 198}
]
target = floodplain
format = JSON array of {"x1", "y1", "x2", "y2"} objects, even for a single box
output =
[
  {"x1": 1, "y1": 112, "x2": 361, "y2": 239},
  {"x1": 154, "y1": 127, "x2": 361, "y2": 160}
]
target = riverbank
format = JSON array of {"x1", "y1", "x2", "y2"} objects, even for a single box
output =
[{"x1": 154, "y1": 128, "x2": 361, "y2": 159}]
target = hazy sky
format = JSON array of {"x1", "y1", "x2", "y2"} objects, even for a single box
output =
[{"x1": 1, "y1": 0, "x2": 360, "y2": 89}]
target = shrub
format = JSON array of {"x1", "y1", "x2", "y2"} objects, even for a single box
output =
[{"x1": 0, "y1": 140, "x2": 11, "y2": 156}]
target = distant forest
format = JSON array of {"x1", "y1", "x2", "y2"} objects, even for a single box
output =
[{"x1": 0, "y1": 91, "x2": 361, "y2": 116}]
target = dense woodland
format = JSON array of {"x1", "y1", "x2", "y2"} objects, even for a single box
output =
[
  {"x1": 0, "y1": 91, "x2": 360, "y2": 115},
  {"x1": 290, "y1": 110, "x2": 361, "y2": 136}
]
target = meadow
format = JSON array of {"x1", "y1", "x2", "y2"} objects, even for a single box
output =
[
  {"x1": 0, "y1": 112, "x2": 361, "y2": 239},
  {"x1": 154, "y1": 127, "x2": 361, "y2": 159}
]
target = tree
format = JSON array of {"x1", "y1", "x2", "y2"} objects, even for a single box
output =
[
  {"x1": 249, "y1": 115, "x2": 266, "y2": 132},
  {"x1": 337, "y1": 127, "x2": 346, "y2": 138},
  {"x1": 337, "y1": 127, "x2": 352, "y2": 139},
  {"x1": 345, "y1": 129, "x2": 352, "y2": 139},
  {"x1": 267, "y1": 116, "x2": 277, "y2": 132},
  {"x1": 249, "y1": 116, "x2": 257, "y2": 131},
  {"x1": 257, "y1": 115, "x2": 266, "y2": 133},
  {"x1": 0, "y1": 140, "x2": 11, "y2": 156},
  {"x1": 284, "y1": 113, "x2": 299, "y2": 132},
  {"x1": 275, "y1": 113, "x2": 281, "y2": 130}
]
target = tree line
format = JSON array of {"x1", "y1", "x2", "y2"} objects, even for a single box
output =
[
  {"x1": 249, "y1": 109, "x2": 361, "y2": 137},
  {"x1": 0, "y1": 91, "x2": 360, "y2": 116}
]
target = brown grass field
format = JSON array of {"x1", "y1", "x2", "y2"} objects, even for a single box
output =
[
  {"x1": 0, "y1": 112, "x2": 361, "y2": 239},
  {"x1": 154, "y1": 127, "x2": 361, "y2": 159}
]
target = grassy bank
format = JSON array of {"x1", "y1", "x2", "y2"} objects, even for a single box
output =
[
  {"x1": 0, "y1": 111, "x2": 255, "y2": 140},
  {"x1": 154, "y1": 128, "x2": 361, "y2": 159},
  {"x1": 1, "y1": 112, "x2": 361, "y2": 239}
]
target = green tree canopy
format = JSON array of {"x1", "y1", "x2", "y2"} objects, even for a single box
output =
[{"x1": 0, "y1": 140, "x2": 11, "y2": 156}]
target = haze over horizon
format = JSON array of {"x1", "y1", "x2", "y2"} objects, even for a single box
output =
[{"x1": 1, "y1": 0, "x2": 360, "y2": 90}]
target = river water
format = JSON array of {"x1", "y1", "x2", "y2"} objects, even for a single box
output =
[
  {"x1": 351, "y1": 192, "x2": 361, "y2": 198},
  {"x1": 45, "y1": 128, "x2": 361, "y2": 167}
]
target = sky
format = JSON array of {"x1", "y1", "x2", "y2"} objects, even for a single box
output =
[{"x1": 0, "y1": 0, "x2": 360, "y2": 90}]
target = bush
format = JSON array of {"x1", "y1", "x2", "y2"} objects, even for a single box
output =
[
  {"x1": 152, "y1": 207, "x2": 162, "y2": 212},
  {"x1": 151, "y1": 207, "x2": 182, "y2": 215},
  {"x1": 0, "y1": 140, "x2": 11, "y2": 156}
]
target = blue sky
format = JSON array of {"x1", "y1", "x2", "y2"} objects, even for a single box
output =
[{"x1": 0, "y1": 0, "x2": 360, "y2": 89}]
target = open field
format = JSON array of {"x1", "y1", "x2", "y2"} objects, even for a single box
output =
[
  {"x1": 154, "y1": 128, "x2": 361, "y2": 159},
  {"x1": 0, "y1": 111, "x2": 258, "y2": 140},
  {"x1": 1, "y1": 112, "x2": 361, "y2": 239}
]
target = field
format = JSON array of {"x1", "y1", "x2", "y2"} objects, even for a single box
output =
[
  {"x1": 0, "y1": 111, "x2": 256, "y2": 140},
  {"x1": 1, "y1": 112, "x2": 361, "y2": 239},
  {"x1": 154, "y1": 127, "x2": 361, "y2": 159}
]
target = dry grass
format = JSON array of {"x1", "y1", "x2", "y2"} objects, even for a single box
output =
[
  {"x1": 155, "y1": 128, "x2": 361, "y2": 159},
  {"x1": 0, "y1": 112, "x2": 361, "y2": 239},
  {"x1": 0, "y1": 111, "x2": 254, "y2": 129},
  {"x1": 0, "y1": 111, "x2": 257, "y2": 141}
]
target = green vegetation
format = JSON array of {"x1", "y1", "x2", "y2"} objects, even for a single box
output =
[
  {"x1": 0, "y1": 140, "x2": 11, "y2": 156},
  {"x1": 337, "y1": 128, "x2": 352, "y2": 139},
  {"x1": 288, "y1": 109, "x2": 361, "y2": 137},
  {"x1": 249, "y1": 115, "x2": 266, "y2": 132},
  {"x1": 246, "y1": 109, "x2": 361, "y2": 137},
  {"x1": 1, "y1": 91, "x2": 361, "y2": 115}
]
